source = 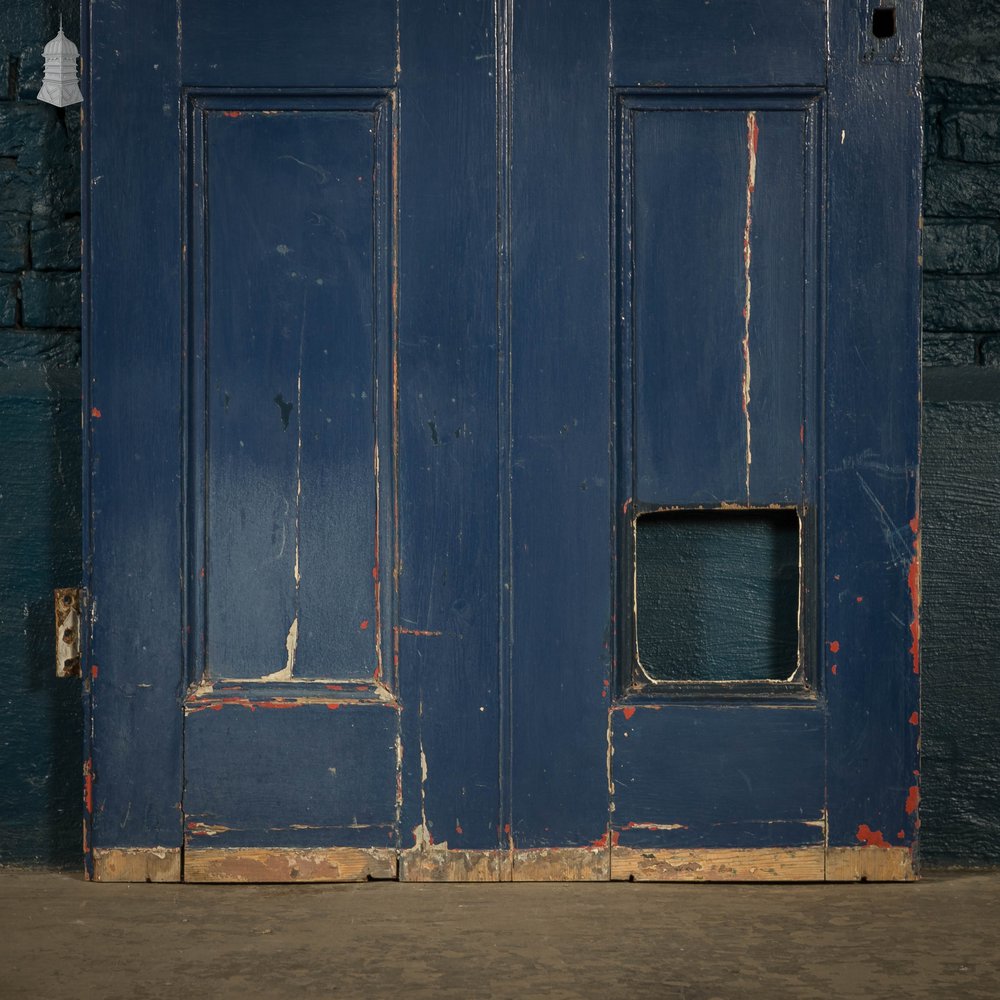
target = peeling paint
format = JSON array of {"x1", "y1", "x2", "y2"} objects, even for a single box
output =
[
  {"x1": 186, "y1": 822, "x2": 230, "y2": 837},
  {"x1": 855, "y1": 823, "x2": 892, "y2": 848},
  {"x1": 741, "y1": 110, "x2": 759, "y2": 502},
  {"x1": 908, "y1": 514, "x2": 921, "y2": 674},
  {"x1": 829, "y1": 640, "x2": 840, "y2": 654},
  {"x1": 905, "y1": 784, "x2": 920, "y2": 815},
  {"x1": 90, "y1": 406, "x2": 101, "y2": 419},
  {"x1": 622, "y1": 821, "x2": 687, "y2": 831},
  {"x1": 909, "y1": 711, "x2": 919, "y2": 726},
  {"x1": 395, "y1": 627, "x2": 443, "y2": 637}
]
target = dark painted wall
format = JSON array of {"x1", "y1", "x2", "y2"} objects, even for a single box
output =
[
  {"x1": 0, "y1": 3, "x2": 82, "y2": 867},
  {"x1": 1, "y1": 1, "x2": 998, "y2": 867},
  {"x1": 920, "y1": 0, "x2": 1000, "y2": 867}
]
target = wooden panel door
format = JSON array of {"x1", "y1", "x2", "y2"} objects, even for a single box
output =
[{"x1": 83, "y1": 0, "x2": 921, "y2": 882}]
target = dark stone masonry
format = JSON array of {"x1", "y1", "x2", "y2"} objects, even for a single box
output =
[{"x1": 1, "y1": 0, "x2": 998, "y2": 867}]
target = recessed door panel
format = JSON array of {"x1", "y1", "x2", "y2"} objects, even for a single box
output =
[{"x1": 199, "y1": 99, "x2": 392, "y2": 684}]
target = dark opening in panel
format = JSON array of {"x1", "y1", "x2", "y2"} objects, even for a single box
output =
[{"x1": 635, "y1": 509, "x2": 800, "y2": 683}]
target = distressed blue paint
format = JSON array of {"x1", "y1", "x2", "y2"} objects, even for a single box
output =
[
  {"x1": 824, "y1": 0, "x2": 923, "y2": 851},
  {"x1": 85, "y1": 0, "x2": 922, "y2": 874},
  {"x1": 199, "y1": 100, "x2": 389, "y2": 682},
  {"x1": 396, "y1": 1, "x2": 503, "y2": 854},
  {"x1": 612, "y1": 706, "x2": 826, "y2": 845},
  {"x1": 611, "y1": 0, "x2": 827, "y2": 88},
  {"x1": 509, "y1": 0, "x2": 613, "y2": 849},
  {"x1": 85, "y1": 0, "x2": 184, "y2": 852},
  {"x1": 616, "y1": 822, "x2": 825, "y2": 851},
  {"x1": 183, "y1": 702, "x2": 399, "y2": 848},
  {"x1": 623, "y1": 93, "x2": 816, "y2": 506},
  {"x1": 181, "y1": 1, "x2": 395, "y2": 89}
]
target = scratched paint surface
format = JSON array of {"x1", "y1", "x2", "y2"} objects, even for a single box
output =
[
  {"x1": 627, "y1": 103, "x2": 811, "y2": 506},
  {"x1": 204, "y1": 108, "x2": 388, "y2": 682},
  {"x1": 85, "y1": 0, "x2": 921, "y2": 872}
]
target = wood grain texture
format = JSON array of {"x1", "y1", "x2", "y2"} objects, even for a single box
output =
[
  {"x1": 399, "y1": 850, "x2": 507, "y2": 883},
  {"x1": 184, "y1": 847, "x2": 396, "y2": 883},
  {"x1": 826, "y1": 847, "x2": 917, "y2": 882},
  {"x1": 611, "y1": 847, "x2": 825, "y2": 882},
  {"x1": 512, "y1": 848, "x2": 610, "y2": 882},
  {"x1": 92, "y1": 848, "x2": 181, "y2": 883}
]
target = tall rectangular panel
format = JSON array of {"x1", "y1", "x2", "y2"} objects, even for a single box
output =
[
  {"x1": 618, "y1": 92, "x2": 820, "y2": 508},
  {"x1": 190, "y1": 95, "x2": 394, "y2": 684}
]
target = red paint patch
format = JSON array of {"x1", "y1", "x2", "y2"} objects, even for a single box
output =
[
  {"x1": 856, "y1": 596, "x2": 863, "y2": 603},
  {"x1": 623, "y1": 706, "x2": 636, "y2": 720},
  {"x1": 909, "y1": 711, "x2": 919, "y2": 726},
  {"x1": 908, "y1": 513, "x2": 921, "y2": 674},
  {"x1": 828, "y1": 640, "x2": 840, "y2": 654},
  {"x1": 223, "y1": 110, "x2": 241, "y2": 118},
  {"x1": 897, "y1": 830, "x2": 906, "y2": 840},
  {"x1": 831, "y1": 664, "x2": 838, "y2": 675},
  {"x1": 326, "y1": 684, "x2": 343, "y2": 691},
  {"x1": 504, "y1": 823, "x2": 511, "y2": 834},
  {"x1": 360, "y1": 619, "x2": 369, "y2": 630},
  {"x1": 856, "y1": 823, "x2": 891, "y2": 848},
  {"x1": 590, "y1": 830, "x2": 620, "y2": 849},
  {"x1": 455, "y1": 825, "x2": 463, "y2": 835},
  {"x1": 800, "y1": 424, "x2": 805, "y2": 444},
  {"x1": 83, "y1": 759, "x2": 93, "y2": 814},
  {"x1": 326, "y1": 703, "x2": 340, "y2": 710},
  {"x1": 90, "y1": 406, "x2": 102, "y2": 419},
  {"x1": 90, "y1": 664, "x2": 98, "y2": 680},
  {"x1": 905, "y1": 785, "x2": 920, "y2": 815}
]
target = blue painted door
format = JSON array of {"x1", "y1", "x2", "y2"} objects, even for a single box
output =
[{"x1": 84, "y1": 0, "x2": 922, "y2": 881}]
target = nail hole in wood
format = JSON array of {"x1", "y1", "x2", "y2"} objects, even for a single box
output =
[{"x1": 872, "y1": 6, "x2": 896, "y2": 39}]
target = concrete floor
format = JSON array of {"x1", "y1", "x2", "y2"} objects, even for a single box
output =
[{"x1": 2, "y1": 870, "x2": 999, "y2": 999}]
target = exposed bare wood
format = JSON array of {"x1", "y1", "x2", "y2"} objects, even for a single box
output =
[
  {"x1": 512, "y1": 848, "x2": 610, "y2": 881},
  {"x1": 399, "y1": 849, "x2": 506, "y2": 882},
  {"x1": 826, "y1": 847, "x2": 917, "y2": 882},
  {"x1": 611, "y1": 846, "x2": 826, "y2": 882},
  {"x1": 184, "y1": 848, "x2": 397, "y2": 883},
  {"x1": 54, "y1": 587, "x2": 81, "y2": 678},
  {"x1": 92, "y1": 847, "x2": 181, "y2": 883}
]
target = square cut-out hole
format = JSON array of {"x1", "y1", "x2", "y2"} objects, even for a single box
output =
[
  {"x1": 871, "y1": 6, "x2": 897, "y2": 38},
  {"x1": 635, "y1": 509, "x2": 800, "y2": 683}
]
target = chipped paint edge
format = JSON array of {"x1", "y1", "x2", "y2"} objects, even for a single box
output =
[
  {"x1": 399, "y1": 848, "x2": 508, "y2": 882},
  {"x1": 825, "y1": 847, "x2": 916, "y2": 882},
  {"x1": 611, "y1": 847, "x2": 826, "y2": 882},
  {"x1": 91, "y1": 847, "x2": 182, "y2": 882},
  {"x1": 183, "y1": 847, "x2": 397, "y2": 883},
  {"x1": 512, "y1": 847, "x2": 610, "y2": 881}
]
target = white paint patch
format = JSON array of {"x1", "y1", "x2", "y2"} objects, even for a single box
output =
[
  {"x1": 276, "y1": 244, "x2": 292, "y2": 255},
  {"x1": 742, "y1": 111, "x2": 758, "y2": 503}
]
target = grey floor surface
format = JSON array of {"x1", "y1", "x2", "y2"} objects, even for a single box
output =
[{"x1": 2, "y1": 869, "x2": 999, "y2": 999}]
